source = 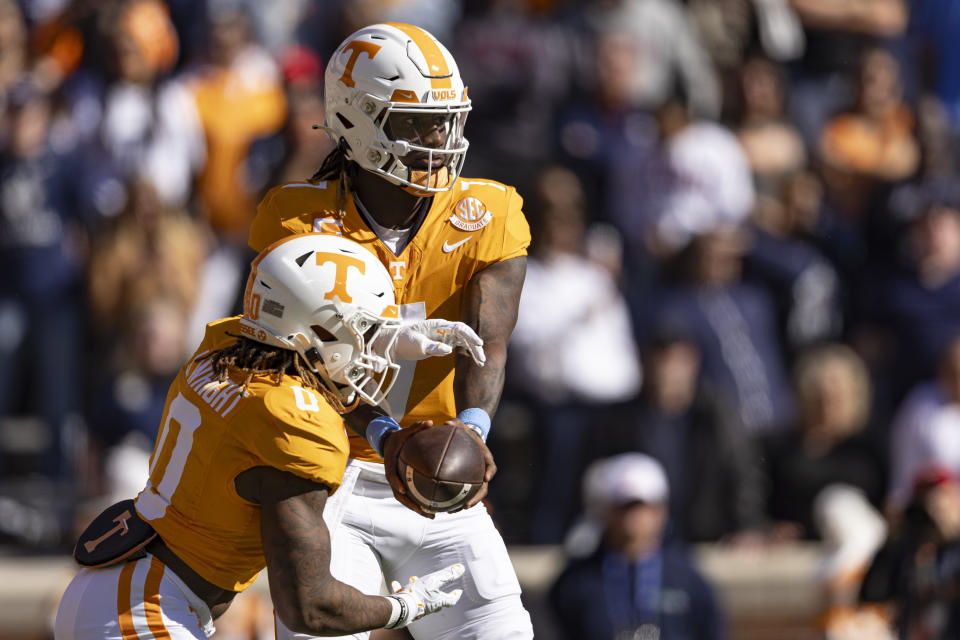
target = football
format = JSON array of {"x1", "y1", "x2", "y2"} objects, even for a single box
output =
[{"x1": 397, "y1": 424, "x2": 485, "y2": 513}]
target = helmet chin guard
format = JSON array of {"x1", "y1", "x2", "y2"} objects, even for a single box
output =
[
  {"x1": 240, "y1": 234, "x2": 402, "y2": 411},
  {"x1": 323, "y1": 23, "x2": 471, "y2": 195}
]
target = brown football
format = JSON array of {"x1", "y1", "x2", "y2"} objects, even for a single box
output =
[{"x1": 397, "y1": 424, "x2": 485, "y2": 513}]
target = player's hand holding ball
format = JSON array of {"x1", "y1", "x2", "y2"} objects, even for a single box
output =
[
  {"x1": 383, "y1": 420, "x2": 437, "y2": 518},
  {"x1": 383, "y1": 419, "x2": 496, "y2": 518}
]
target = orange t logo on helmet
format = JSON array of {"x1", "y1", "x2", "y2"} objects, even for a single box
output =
[
  {"x1": 338, "y1": 41, "x2": 381, "y2": 88},
  {"x1": 317, "y1": 252, "x2": 366, "y2": 303}
]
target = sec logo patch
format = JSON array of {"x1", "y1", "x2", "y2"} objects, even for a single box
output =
[{"x1": 450, "y1": 197, "x2": 492, "y2": 231}]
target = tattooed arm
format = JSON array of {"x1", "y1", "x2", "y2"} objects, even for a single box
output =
[
  {"x1": 452, "y1": 256, "x2": 526, "y2": 508},
  {"x1": 456, "y1": 256, "x2": 526, "y2": 415},
  {"x1": 236, "y1": 466, "x2": 392, "y2": 634},
  {"x1": 343, "y1": 258, "x2": 525, "y2": 440},
  {"x1": 361, "y1": 257, "x2": 527, "y2": 516}
]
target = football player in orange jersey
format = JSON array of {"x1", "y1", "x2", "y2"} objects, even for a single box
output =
[
  {"x1": 249, "y1": 23, "x2": 534, "y2": 640},
  {"x1": 54, "y1": 234, "x2": 487, "y2": 639}
]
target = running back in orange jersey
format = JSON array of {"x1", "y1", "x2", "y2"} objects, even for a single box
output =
[{"x1": 134, "y1": 317, "x2": 350, "y2": 592}]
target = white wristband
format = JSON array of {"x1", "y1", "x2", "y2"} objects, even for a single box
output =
[{"x1": 383, "y1": 595, "x2": 405, "y2": 629}]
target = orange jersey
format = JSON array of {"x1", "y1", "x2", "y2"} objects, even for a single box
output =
[
  {"x1": 249, "y1": 176, "x2": 530, "y2": 461},
  {"x1": 133, "y1": 317, "x2": 349, "y2": 592},
  {"x1": 190, "y1": 63, "x2": 287, "y2": 235}
]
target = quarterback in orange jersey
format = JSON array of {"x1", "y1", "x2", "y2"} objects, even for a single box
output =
[
  {"x1": 54, "y1": 234, "x2": 484, "y2": 639},
  {"x1": 250, "y1": 23, "x2": 534, "y2": 640}
]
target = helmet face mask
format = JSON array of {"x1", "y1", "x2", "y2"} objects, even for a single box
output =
[
  {"x1": 239, "y1": 234, "x2": 401, "y2": 411},
  {"x1": 323, "y1": 23, "x2": 471, "y2": 194}
]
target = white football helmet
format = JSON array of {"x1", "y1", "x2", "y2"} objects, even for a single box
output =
[
  {"x1": 239, "y1": 233, "x2": 401, "y2": 411},
  {"x1": 323, "y1": 23, "x2": 470, "y2": 194}
]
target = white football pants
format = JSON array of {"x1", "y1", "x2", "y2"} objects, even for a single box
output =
[
  {"x1": 275, "y1": 459, "x2": 534, "y2": 640},
  {"x1": 55, "y1": 554, "x2": 216, "y2": 640}
]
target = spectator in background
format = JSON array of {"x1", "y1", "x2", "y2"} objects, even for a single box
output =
[
  {"x1": 555, "y1": 26, "x2": 658, "y2": 215},
  {"x1": 734, "y1": 55, "x2": 807, "y2": 193},
  {"x1": 86, "y1": 295, "x2": 190, "y2": 503},
  {"x1": 730, "y1": 55, "x2": 843, "y2": 353},
  {"x1": 0, "y1": 0, "x2": 29, "y2": 106},
  {"x1": 816, "y1": 47, "x2": 919, "y2": 291},
  {"x1": 611, "y1": 99, "x2": 756, "y2": 262},
  {"x1": 762, "y1": 344, "x2": 886, "y2": 540},
  {"x1": 85, "y1": 179, "x2": 207, "y2": 354},
  {"x1": 887, "y1": 335, "x2": 960, "y2": 515},
  {"x1": 607, "y1": 98, "x2": 756, "y2": 318},
  {"x1": 580, "y1": 0, "x2": 722, "y2": 120},
  {"x1": 912, "y1": 93, "x2": 959, "y2": 182},
  {"x1": 777, "y1": 167, "x2": 868, "y2": 291},
  {"x1": 246, "y1": 44, "x2": 334, "y2": 195},
  {"x1": 861, "y1": 466, "x2": 960, "y2": 638},
  {"x1": 647, "y1": 223, "x2": 794, "y2": 436},
  {"x1": 0, "y1": 82, "x2": 85, "y2": 481},
  {"x1": 745, "y1": 173, "x2": 843, "y2": 355},
  {"x1": 787, "y1": 0, "x2": 908, "y2": 147},
  {"x1": 604, "y1": 328, "x2": 767, "y2": 544},
  {"x1": 814, "y1": 484, "x2": 889, "y2": 638},
  {"x1": 550, "y1": 453, "x2": 727, "y2": 640},
  {"x1": 510, "y1": 165, "x2": 641, "y2": 543},
  {"x1": 186, "y1": 2, "x2": 287, "y2": 344},
  {"x1": 243, "y1": 0, "x2": 312, "y2": 55},
  {"x1": 17, "y1": 0, "x2": 87, "y2": 94},
  {"x1": 95, "y1": 0, "x2": 204, "y2": 210},
  {"x1": 452, "y1": 0, "x2": 581, "y2": 191},
  {"x1": 83, "y1": 178, "x2": 208, "y2": 503},
  {"x1": 858, "y1": 182, "x2": 960, "y2": 405},
  {"x1": 191, "y1": 2, "x2": 286, "y2": 242},
  {"x1": 687, "y1": 0, "x2": 804, "y2": 119},
  {"x1": 340, "y1": 0, "x2": 462, "y2": 44},
  {"x1": 819, "y1": 47, "x2": 919, "y2": 186}
]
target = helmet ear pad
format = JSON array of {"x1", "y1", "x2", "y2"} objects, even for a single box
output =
[{"x1": 328, "y1": 96, "x2": 387, "y2": 168}]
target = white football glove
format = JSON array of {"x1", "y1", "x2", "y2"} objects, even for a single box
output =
[
  {"x1": 393, "y1": 320, "x2": 486, "y2": 366},
  {"x1": 383, "y1": 563, "x2": 465, "y2": 629}
]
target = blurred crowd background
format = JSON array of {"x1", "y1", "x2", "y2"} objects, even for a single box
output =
[{"x1": 3, "y1": 0, "x2": 960, "y2": 637}]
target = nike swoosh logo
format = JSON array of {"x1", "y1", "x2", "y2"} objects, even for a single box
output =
[{"x1": 442, "y1": 236, "x2": 472, "y2": 253}]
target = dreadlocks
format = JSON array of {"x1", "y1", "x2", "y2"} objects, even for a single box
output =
[
  {"x1": 310, "y1": 139, "x2": 353, "y2": 218},
  {"x1": 309, "y1": 138, "x2": 351, "y2": 183},
  {"x1": 202, "y1": 335, "x2": 325, "y2": 394}
]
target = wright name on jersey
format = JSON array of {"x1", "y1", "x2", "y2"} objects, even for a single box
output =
[{"x1": 134, "y1": 317, "x2": 350, "y2": 592}]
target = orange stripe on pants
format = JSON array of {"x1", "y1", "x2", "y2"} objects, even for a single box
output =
[
  {"x1": 144, "y1": 557, "x2": 171, "y2": 639},
  {"x1": 117, "y1": 561, "x2": 140, "y2": 640}
]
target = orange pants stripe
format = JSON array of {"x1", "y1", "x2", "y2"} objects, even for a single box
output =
[{"x1": 55, "y1": 554, "x2": 214, "y2": 639}]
